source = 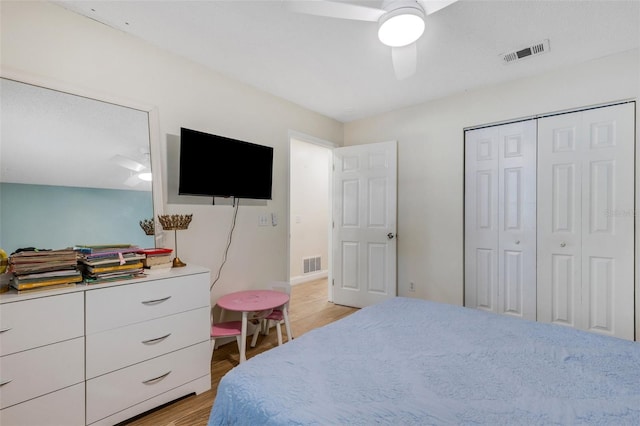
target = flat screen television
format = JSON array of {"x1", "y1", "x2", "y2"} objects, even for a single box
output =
[{"x1": 178, "y1": 127, "x2": 274, "y2": 200}]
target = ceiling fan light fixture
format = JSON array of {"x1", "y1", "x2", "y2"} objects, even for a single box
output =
[
  {"x1": 378, "y1": 7, "x2": 425, "y2": 47},
  {"x1": 137, "y1": 172, "x2": 152, "y2": 182}
]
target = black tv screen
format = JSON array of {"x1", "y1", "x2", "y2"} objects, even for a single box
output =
[{"x1": 178, "y1": 127, "x2": 274, "y2": 200}]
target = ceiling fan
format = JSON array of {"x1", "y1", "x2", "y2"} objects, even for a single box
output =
[
  {"x1": 286, "y1": 0, "x2": 458, "y2": 80},
  {"x1": 110, "y1": 149, "x2": 152, "y2": 187}
]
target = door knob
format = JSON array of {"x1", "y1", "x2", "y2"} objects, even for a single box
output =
[
  {"x1": 387, "y1": 233, "x2": 395, "y2": 240},
  {"x1": 515, "y1": 240, "x2": 520, "y2": 245},
  {"x1": 560, "y1": 242, "x2": 566, "y2": 247}
]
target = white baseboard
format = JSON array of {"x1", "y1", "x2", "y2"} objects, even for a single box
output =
[{"x1": 290, "y1": 270, "x2": 328, "y2": 286}]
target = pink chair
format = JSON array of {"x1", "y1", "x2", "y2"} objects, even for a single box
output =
[
  {"x1": 211, "y1": 315, "x2": 262, "y2": 361},
  {"x1": 250, "y1": 281, "x2": 293, "y2": 347},
  {"x1": 211, "y1": 321, "x2": 243, "y2": 360}
]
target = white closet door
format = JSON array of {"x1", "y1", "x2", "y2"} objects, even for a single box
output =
[
  {"x1": 537, "y1": 113, "x2": 583, "y2": 329},
  {"x1": 465, "y1": 121, "x2": 536, "y2": 320},
  {"x1": 537, "y1": 103, "x2": 635, "y2": 340},
  {"x1": 465, "y1": 128, "x2": 499, "y2": 313},
  {"x1": 497, "y1": 121, "x2": 537, "y2": 320}
]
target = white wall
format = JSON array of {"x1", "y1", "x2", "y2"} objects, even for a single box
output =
[
  {"x1": 289, "y1": 138, "x2": 330, "y2": 283},
  {"x1": 344, "y1": 49, "x2": 640, "y2": 318},
  {"x1": 0, "y1": 1, "x2": 343, "y2": 310}
]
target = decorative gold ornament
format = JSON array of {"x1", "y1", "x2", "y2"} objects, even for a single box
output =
[
  {"x1": 158, "y1": 214, "x2": 193, "y2": 267},
  {"x1": 158, "y1": 214, "x2": 193, "y2": 230},
  {"x1": 139, "y1": 218, "x2": 155, "y2": 236}
]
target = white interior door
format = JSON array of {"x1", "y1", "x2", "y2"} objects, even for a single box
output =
[
  {"x1": 332, "y1": 141, "x2": 397, "y2": 308},
  {"x1": 537, "y1": 103, "x2": 635, "y2": 340},
  {"x1": 464, "y1": 127, "x2": 499, "y2": 313},
  {"x1": 465, "y1": 121, "x2": 537, "y2": 320}
]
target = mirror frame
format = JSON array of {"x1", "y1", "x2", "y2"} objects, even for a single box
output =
[{"x1": 0, "y1": 67, "x2": 165, "y2": 246}]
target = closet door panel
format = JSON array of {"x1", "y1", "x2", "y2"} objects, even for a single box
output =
[
  {"x1": 475, "y1": 248, "x2": 495, "y2": 310},
  {"x1": 465, "y1": 128, "x2": 499, "y2": 312},
  {"x1": 538, "y1": 115, "x2": 583, "y2": 328},
  {"x1": 551, "y1": 254, "x2": 576, "y2": 326},
  {"x1": 465, "y1": 121, "x2": 536, "y2": 319},
  {"x1": 581, "y1": 104, "x2": 634, "y2": 339},
  {"x1": 498, "y1": 121, "x2": 537, "y2": 320},
  {"x1": 539, "y1": 103, "x2": 634, "y2": 340}
]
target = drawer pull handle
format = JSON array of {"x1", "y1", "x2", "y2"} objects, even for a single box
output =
[
  {"x1": 0, "y1": 327, "x2": 12, "y2": 333},
  {"x1": 0, "y1": 379, "x2": 13, "y2": 387},
  {"x1": 142, "y1": 371, "x2": 171, "y2": 385},
  {"x1": 141, "y1": 296, "x2": 172, "y2": 305},
  {"x1": 142, "y1": 333, "x2": 172, "y2": 345}
]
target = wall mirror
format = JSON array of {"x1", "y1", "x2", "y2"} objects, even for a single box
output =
[{"x1": 0, "y1": 74, "x2": 164, "y2": 254}]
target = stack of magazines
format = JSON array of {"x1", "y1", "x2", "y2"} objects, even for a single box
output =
[
  {"x1": 76, "y1": 245, "x2": 145, "y2": 284},
  {"x1": 9, "y1": 248, "x2": 82, "y2": 292}
]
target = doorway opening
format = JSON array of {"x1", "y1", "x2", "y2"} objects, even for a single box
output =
[{"x1": 288, "y1": 131, "x2": 335, "y2": 301}]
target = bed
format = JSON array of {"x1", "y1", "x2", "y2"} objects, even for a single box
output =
[{"x1": 208, "y1": 297, "x2": 640, "y2": 425}]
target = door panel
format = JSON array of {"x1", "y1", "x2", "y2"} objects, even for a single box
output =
[
  {"x1": 538, "y1": 103, "x2": 634, "y2": 340},
  {"x1": 333, "y1": 141, "x2": 397, "y2": 308},
  {"x1": 551, "y1": 163, "x2": 576, "y2": 233},
  {"x1": 341, "y1": 241, "x2": 359, "y2": 290},
  {"x1": 465, "y1": 129, "x2": 499, "y2": 312},
  {"x1": 551, "y1": 254, "x2": 575, "y2": 326},
  {"x1": 581, "y1": 104, "x2": 634, "y2": 339},
  {"x1": 538, "y1": 114, "x2": 583, "y2": 328},
  {"x1": 502, "y1": 250, "x2": 523, "y2": 314},
  {"x1": 474, "y1": 249, "x2": 494, "y2": 310},
  {"x1": 368, "y1": 243, "x2": 387, "y2": 293},
  {"x1": 588, "y1": 256, "x2": 613, "y2": 332},
  {"x1": 465, "y1": 121, "x2": 536, "y2": 319},
  {"x1": 498, "y1": 121, "x2": 537, "y2": 320}
]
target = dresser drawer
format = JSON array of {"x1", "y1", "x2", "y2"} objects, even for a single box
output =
[
  {"x1": 0, "y1": 292, "x2": 84, "y2": 356},
  {"x1": 0, "y1": 382, "x2": 85, "y2": 426},
  {"x1": 86, "y1": 306, "x2": 210, "y2": 378},
  {"x1": 86, "y1": 272, "x2": 210, "y2": 333},
  {"x1": 0, "y1": 337, "x2": 84, "y2": 409},
  {"x1": 86, "y1": 341, "x2": 210, "y2": 424}
]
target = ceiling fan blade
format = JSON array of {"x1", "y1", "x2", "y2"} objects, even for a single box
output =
[
  {"x1": 124, "y1": 174, "x2": 141, "y2": 187},
  {"x1": 419, "y1": 0, "x2": 459, "y2": 16},
  {"x1": 392, "y1": 43, "x2": 417, "y2": 80},
  {"x1": 110, "y1": 154, "x2": 146, "y2": 172},
  {"x1": 285, "y1": 0, "x2": 385, "y2": 22}
]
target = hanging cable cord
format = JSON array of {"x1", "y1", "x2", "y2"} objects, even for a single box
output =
[{"x1": 210, "y1": 199, "x2": 240, "y2": 291}]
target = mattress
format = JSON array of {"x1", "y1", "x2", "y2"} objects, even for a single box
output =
[{"x1": 209, "y1": 297, "x2": 640, "y2": 425}]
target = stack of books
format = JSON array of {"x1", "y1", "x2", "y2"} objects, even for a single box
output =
[
  {"x1": 139, "y1": 248, "x2": 173, "y2": 273},
  {"x1": 76, "y1": 245, "x2": 145, "y2": 284},
  {"x1": 9, "y1": 249, "x2": 82, "y2": 292}
]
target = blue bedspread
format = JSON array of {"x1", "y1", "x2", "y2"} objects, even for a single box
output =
[{"x1": 209, "y1": 297, "x2": 640, "y2": 425}]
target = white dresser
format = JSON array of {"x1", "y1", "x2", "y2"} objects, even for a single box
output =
[{"x1": 0, "y1": 266, "x2": 211, "y2": 426}]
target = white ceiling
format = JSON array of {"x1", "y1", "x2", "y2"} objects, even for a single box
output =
[{"x1": 55, "y1": 0, "x2": 639, "y2": 123}]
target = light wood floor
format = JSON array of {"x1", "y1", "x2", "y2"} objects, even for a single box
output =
[{"x1": 120, "y1": 278, "x2": 358, "y2": 426}]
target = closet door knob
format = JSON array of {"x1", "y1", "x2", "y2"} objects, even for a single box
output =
[
  {"x1": 560, "y1": 242, "x2": 566, "y2": 247},
  {"x1": 515, "y1": 240, "x2": 520, "y2": 245}
]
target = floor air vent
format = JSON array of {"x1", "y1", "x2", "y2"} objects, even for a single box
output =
[{"x1": 501, "y1": 39, "x2": 550, "y2": 64}]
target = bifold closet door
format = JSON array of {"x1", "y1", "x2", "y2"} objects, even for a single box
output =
[
  {"x1": 537, "y1": 103, "x2": 635, "y2": 340},
  {"x1": 465, "y1": 120, "x2": 537, "y2": 320}
]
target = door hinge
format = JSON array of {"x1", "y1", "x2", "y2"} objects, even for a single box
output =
[{"x1": 332, "y1": 279, "x2": 335, "y2": 286}]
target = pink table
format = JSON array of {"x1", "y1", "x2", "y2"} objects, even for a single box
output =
[{"x1": 216, "y1": 289, "x2": 292, "y2": 363}]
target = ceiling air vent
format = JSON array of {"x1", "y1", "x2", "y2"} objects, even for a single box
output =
[{"x1": 501, "y1": 39, "x2": 550, "y2": 64}]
